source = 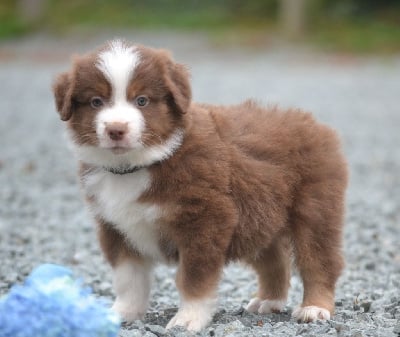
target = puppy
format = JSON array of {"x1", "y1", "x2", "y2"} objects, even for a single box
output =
[{"x1": 53, "y1": 40, "x2": 348, "y2": 332}]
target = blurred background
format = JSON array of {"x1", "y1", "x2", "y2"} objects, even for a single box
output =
[{"x1": 1, "y1": 0, "x2": 400, "y2": 53}]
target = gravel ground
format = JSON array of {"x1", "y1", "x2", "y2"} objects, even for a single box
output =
[{"x1": 0, "y1": 32, "x2": 399, "y2": 337}]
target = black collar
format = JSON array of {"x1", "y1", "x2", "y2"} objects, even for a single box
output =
[
  {"x1": 103, "y1": 165, "x2": 146, "y2": 175},
  {"x1": 103, "y1": 160, "x2": 162, "y2": 175}
]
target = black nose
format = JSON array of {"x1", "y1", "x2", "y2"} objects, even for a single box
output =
[{"x1": 105, "y1": 122, "x2": 128, "y2": 141}]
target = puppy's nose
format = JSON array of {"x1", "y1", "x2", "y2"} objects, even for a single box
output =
[{"x1": 105, "y1": 122, "x2": 128, "y2": 141}]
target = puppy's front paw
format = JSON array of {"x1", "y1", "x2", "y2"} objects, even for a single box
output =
[
  {"x1": 111, "y1": 300, "x2": 146, "y2": 322},
  {"x1": 246, "y1": 297, "x2": 286, "y2": 314},
  {"x1": 166, "y1": 310, "x2": 211, "y2": 332},
  {"x1": 166, "y1": 298, "x2": 216, "y2": 332},
  {"x1": 292, "y1": 305, "x2": 331, "y2": 322}
]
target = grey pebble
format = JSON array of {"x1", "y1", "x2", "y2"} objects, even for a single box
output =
[
  {"x1": 119, "y1": 330, "x2": 147, "y2": 337},
  {"x1": 394, "y1": 320, "x2": 400, "y2": 335},
  {"x1": 214, "y1": 320, "x2": 247, "y2": 337},
  {"x1": 350, "y1": 331, "x2": 364, "y2": 337},
  {"x1": 145, "y1": 324, "x2": 168, "y2": 336}
]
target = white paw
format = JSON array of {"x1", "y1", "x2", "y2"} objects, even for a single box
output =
[
  {"x1": 292, "y1": 305, "x2": 331, "y2": 322},
  {"x1": 246, "y1": 297, "x2": 286, "y2": 314},
  {"x1": 111, "y1": 300, "x2": 146, "y2": 322},
  {"x1": 166, "y1": 298, "x2": 216, "y2": 332}
]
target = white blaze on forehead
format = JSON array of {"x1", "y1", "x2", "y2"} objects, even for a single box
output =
[
  {"x1": 94, "y1": 40, "x2": 145, "y2": 150},
  {"x1": 96, "y1": 40, "x2": 140, "y2": 102}
]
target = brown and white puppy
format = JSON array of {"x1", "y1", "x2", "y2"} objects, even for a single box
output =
[{"x1": 53, "y1": 40, "x2": 348, "y2": 332}]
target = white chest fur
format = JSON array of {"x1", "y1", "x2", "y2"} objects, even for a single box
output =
[{"x1": 83, "y1": 169, "x2": 163, "y2": 261}]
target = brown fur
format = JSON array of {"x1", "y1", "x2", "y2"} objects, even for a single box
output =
[{"x1": 53, "y1": 42, "x2": 348, "y2": 319}]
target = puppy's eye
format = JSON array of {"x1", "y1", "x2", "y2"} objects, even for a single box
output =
[
  {"x1": 91, "y1": 97, "x2": 104, "y2": 109},
  {"x1": 135, "y1": 96, "x2": 149, "y2": 107}
]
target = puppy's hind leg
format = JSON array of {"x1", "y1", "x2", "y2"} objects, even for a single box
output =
[
  {"x1": 246, "y1": 236, "x2": 291, "y2": 315},
  {"x1": 291, "y1": 184, "x2": 345, "y2": 322}
]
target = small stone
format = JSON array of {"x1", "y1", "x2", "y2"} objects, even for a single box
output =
[
  {"x1": 341, "y1": 310, "x2": 354, "y2": 320},
  {"x1": 119, "y1": 330, "x2": 144, "y2": 337},
  {"x1": 335, "y1": 299, "x2": 344, "y2": 307},
  {"x1": 393, "y1": 319, "x2": 400, "y2": 335},
  {"x1": 326, "y1": 328, "x2": 338, "y2": 336},
  {"x1": 296, "y1": 325, "x2": 310, "y2": 335},
  {"x1": 212, "y1": 309, "x2": 227, "y2": 323},
  {"x1": 166, "y1": 326, "x2": 187, "y2": 337},
  {"x1": 358, "y1": 313, "x2": 373, "y2": 323},
  {"x1": 144, "y1": 332, "x2": 157, "y2": 337},
  {"x1": 146, "y1": 324, "x2": 167, "y2": 336},
  {"x1": 97, "y1": 281, "x2": 112, "y2": 293},
  {"x1": 361, "y1": 301, "x2": 372, "y2": 313},
  {"x1": 365, "y1": 262, "x2": 375, "y2": 270},
  {"x1": 215, "y1": 320, "x2": 245, "y2": 336},
  {"x1": 131, "y1": 320, "x2": 146, "y2": 330},
  {"x1": 231, "y1": 306, "x2": 244, "y2": 316},
  {"x1": 334, "y1": 323, "x2": 350, "y2": 335},
  {"x1": 351, "y1": 331, "x2": 363, "y2": 337}
]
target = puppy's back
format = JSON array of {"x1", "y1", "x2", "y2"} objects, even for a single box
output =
[{"x1": 205, "y1": 100, "x2": 346, "y2": 176}]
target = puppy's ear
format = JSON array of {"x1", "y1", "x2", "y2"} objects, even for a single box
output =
[
  {"x1": 53, "y1": 72, "x2": 74, "y2": 121},
  {"x1": 163, "y1": 54, "x2": 192, "y2": 114}
]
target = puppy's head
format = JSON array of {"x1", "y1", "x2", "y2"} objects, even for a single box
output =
[{"x1": 53, "y1": 39, "x2": 191, "y2": 168}]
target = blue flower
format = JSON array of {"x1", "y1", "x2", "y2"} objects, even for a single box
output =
[{"x1": 0, "y1": 264, "x2": 120, "y2": 337}]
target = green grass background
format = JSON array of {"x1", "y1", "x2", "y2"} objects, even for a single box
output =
[{"x1": 1, "y1": 0, "x2": 400, "y2": 54}]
